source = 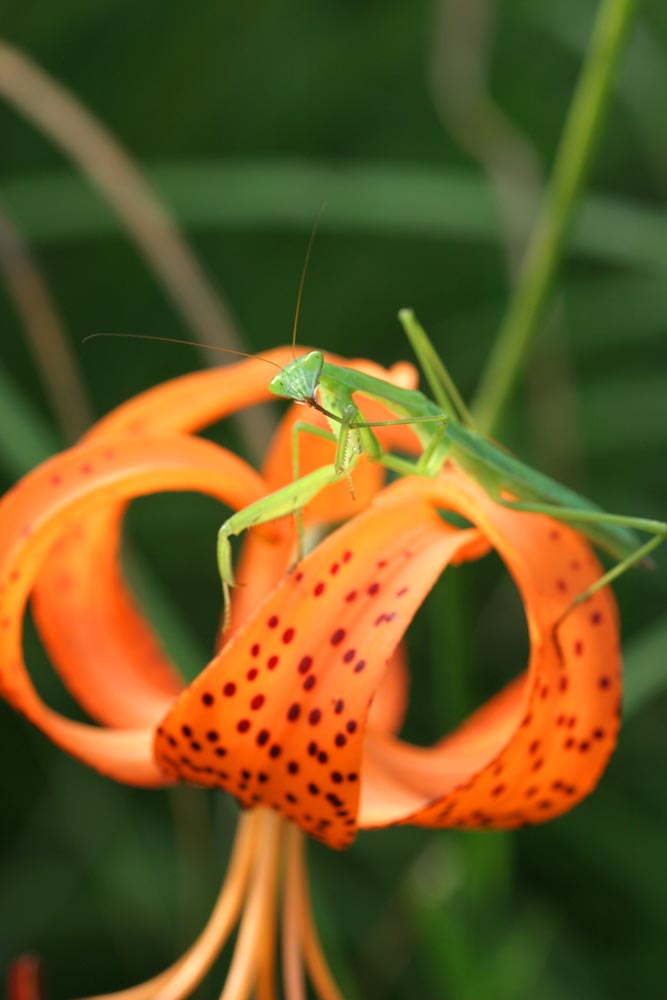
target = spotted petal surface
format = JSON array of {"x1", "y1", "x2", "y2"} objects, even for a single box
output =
[
  {"x1": 359, "y1": 471, "x2": 622, "y2": 832},
  {"x1": 154, "y1": 488, "x2": 485, "y2": 848}
]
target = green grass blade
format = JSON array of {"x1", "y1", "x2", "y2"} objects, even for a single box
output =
[{"x1": 2, "y1": 160, "x2": 667, "y2": 274}]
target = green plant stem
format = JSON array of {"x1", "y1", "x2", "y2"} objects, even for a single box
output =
[{"x1": 471, "y1": 0, "x2": 639, "y2": 436}]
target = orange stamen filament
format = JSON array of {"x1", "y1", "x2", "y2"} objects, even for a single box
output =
[
  {"x1": 281, "y1": 824, "x2": 307, "y2": 1000},
  {"x1": 61, "y1": 806, "x2": 344, "y2": 1000},
  {"x1": 77, "y1": 810, "x2": 260, "y2": 1000},
  {"x1": 291, "y1": 831, "x2": 345, "y2": 1000},
  {"x1": 254, "y1": 949, "x2": 278, "y2": 1000},
  {"x1": 219, "y1": 811, "x2": 283, "y2": 1000}
]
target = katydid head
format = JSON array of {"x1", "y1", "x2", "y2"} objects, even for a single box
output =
[{"x1": 268, "y1": 351, "x2": 324, "y2": 403}]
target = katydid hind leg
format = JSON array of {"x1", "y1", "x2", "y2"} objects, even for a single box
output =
[
  {"x1": 398, "y1": 308, "x2": 476, "y2": 428},
  {"x1": 482, "y1": 490, "x2": 667, "y2": 622}
]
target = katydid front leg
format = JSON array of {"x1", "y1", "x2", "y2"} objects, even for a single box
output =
[
  {"x1": 217, "y1": 461, "x2": 354, "y2": 633},
  {"x1": 290, "y1": 418, "x2": 338, "y2": 562}
]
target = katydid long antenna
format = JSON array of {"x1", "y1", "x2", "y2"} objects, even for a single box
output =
[
  {"x1": 291, "y1": 203, "x2": 327, "y2": 360},
  {"x1": 81, "y1": 332, "x2": 282, "y2": 370}
]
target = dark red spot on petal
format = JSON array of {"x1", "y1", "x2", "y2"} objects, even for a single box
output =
[
  {"x1": 342, "y1": 649, "x2": 355, "y2": 664},
  {"x1": 367, "y1": 582, "x2": 380, "y2": 596},
  {"x1": 335, "y1": 733, "x2": 346, "y2": 747},
  {"x1": 330, "y1": 628, "x2": 345, "y2": 646},
  {"x1": 308, "y1": 709, "x2": 322, "y2": 725},
  {"x1": 346, "y1": 720, "x2": 357, "y2": 734},
  {"x1": 287, "y1": 703, "x2": 301, "y2": 722},
  {"x1": 334, "y1": 699, "x2": 344, "y2": 714},
  {"x1": 354, "y1": 660, "x2": 366, "y2": 674},
  {"x1": 344, "y1": 590, "x2": 357, "y2": 603},
  {"x1": 201, "y1": 692, "x2": 214, "y2": 707},
  {"x1": 256, "y1": 729, "x2": 270, "y2": 746},
  {"x1": 267, "y1": 615, "x2": 279, "y2": 629},
  {"x1": 574, "y1": 640, "x2": 584, "y2": 657},
  {"x1": 247, "y1": 667, "x2": 258, "y2": 681},
  {"x1": 314, "y1": 582, "x2": 325, "y2": 597},
  {"x1": 298, "y1": 655, "x2": 313, "y2": 674},
  {"x1": 590, "y1": 611, "x2": 603, "y2": 626},
  {"x1": 251, "y1": 643, "x2": 260, "y2": 657},
  {"x1": 251, "y1": 694, "x2": 265, "y2": 711},
  {"x1": 303, "y1": 675, "x2": 316, "y2": 691},
  {"x1": 223, "y1": 682, "x2": 236, "y2": 697},
  {"x1": 267, "y1": 655, "x2": 279, "y2": 670},
  {"x1": 181, "y1": 724, "x2": 192, "y2": 738},
  {"x1": 237, "y1": 719, "x2": 251, "y2": 734},
  {"x1": 330, "y1": 562, "x2": 340, "y2": 575}
]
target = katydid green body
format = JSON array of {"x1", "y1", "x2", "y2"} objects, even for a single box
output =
[{"x1": 217, "y1": 310, "x2": 665, "y2": 629}]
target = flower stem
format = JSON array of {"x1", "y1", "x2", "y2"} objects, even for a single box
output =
[{"x1": 471, "y1": 0, "x2": 639, "y2": 435}]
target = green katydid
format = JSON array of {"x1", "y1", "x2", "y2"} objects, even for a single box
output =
[{"x1": 216, "y1": 309, "x2": 666, "y2": 630}]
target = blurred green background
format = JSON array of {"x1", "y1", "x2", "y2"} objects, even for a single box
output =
[{"x1": 1, "y1": 1, "x2": 666, "y2": 998}]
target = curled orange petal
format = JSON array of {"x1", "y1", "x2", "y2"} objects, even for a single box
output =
[
  {"x1": 0, "y1": 434, "x2": 266, "y2": 781},
  {"x1": 31, "y1": 350, "x2": 297, "y2": 728},
  {"x1": 358, "y1": 469, "x2": 622, "y2": 831}
]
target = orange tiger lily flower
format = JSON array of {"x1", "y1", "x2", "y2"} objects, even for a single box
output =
[{"x1": 0, "y1": 350, "x2": 621, "y2": 999}]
